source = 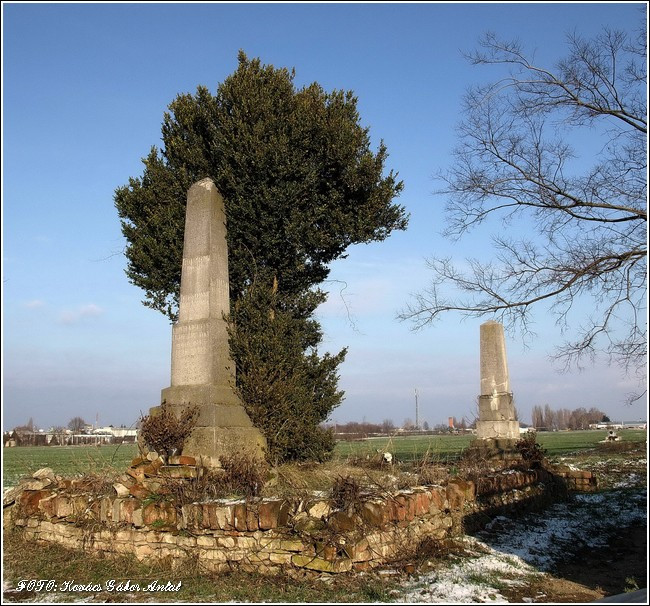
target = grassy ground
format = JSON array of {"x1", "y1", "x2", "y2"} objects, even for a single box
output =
[
  {"x1": 2, "y1": 433, "x2": 646, "y2": 603},
  {"x1": 537, "y1": 429, "x2": 646, "y2": 454},
  {"x1": 3, "y1": 430, "x2": 646, "y2": 487},
  {"x1": 2, "y1": 443, "x2": 138, "y2": 488},
  {"x1": 335, "y1": 429, "x2": 647, "y2": 461},
  {"x1": 2, "y1": 531, "x2": 399, "y2": 603}
]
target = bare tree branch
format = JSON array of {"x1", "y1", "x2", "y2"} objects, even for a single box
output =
[{"x1": 402, "y1": 18, "x2": 647, "y2": 381}]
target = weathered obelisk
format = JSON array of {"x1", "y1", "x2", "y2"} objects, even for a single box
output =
[
  {"x1": 476, "y1": 321, "x2": 520, "y2": 445},
  {"x1": 154, "y1": 178, "x2": 266, "y2": 465}
]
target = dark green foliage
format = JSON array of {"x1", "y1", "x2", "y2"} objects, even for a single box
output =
[
  {"x1": 227, "y1": 277, "x2": 345, "y2": 464},
  {"x1": 115, "y1": 52, "x2": 407, "y2": 319},
  {"x1": 115, "y1": 52, "x2": 406, "y2": 463},
  {"x1": 115, "y1": 150, "x2": 189, "y2": 320}
]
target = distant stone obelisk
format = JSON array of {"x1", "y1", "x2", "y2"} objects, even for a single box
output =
[
  {"x1": 475, "y1": 321, "x2": 520, "y2": 445},
  {"x1": 153, "y1": 178, "x2": 266, "y2": 465}
]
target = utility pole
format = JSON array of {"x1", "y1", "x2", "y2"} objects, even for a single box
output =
[{"x1": 414, "y1": 388, "x2": 419, "y2": 430}]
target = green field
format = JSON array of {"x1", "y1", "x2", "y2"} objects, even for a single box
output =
[
  {"x1": 335, "y1": 429, "x2": 647, "y2": 462},
  {"x1": 2, "y1": 443, "x2": 139, "y2": 488},
  {"x1": 2, "y1": 429, "x2": 646, "y2": 488}
]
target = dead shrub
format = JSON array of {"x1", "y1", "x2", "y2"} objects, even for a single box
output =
[
  {"x1": 159, "y1": 452, "x2": 268, "y2": 503},
  {"x1": 219, "y1": 451, "x2": 268, "y2": 498},
  {"x1": 330, "y1": 475, "x2": 362, "y2": 512},
  {"x1": 456, "y1": 447, "x2": 494, "y2": 483},
  {"x1": 161, "y1": 469, "x2": 226, "y2": 505},
  {"x1": 515, "y1": 432, "x2": 547, "y2": 464},
  {"x1": 417, "y1": 465, "x2": 449, "y2": 486},
  {"x1": 414, "y1": 536, "x2": 455, "y2": 560},
  {"x1": 70, "y1": 472, "x2": 118, "y2": 497},
  {"x1": 139, "y1": 402, "x2": 199, "y2": 458},
  {"x1": 390, "y1": 536, "x2": 468, "y2": 575},
  {"x1": 412, "y1": 448, "x2": 450, "y2": 485}
]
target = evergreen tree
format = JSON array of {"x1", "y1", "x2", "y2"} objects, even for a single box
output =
[
  {"x1": 227, "y1": 277, "x2": 346, "y2": 464},
  {"x1": 115, "y1": 52, "x2": 406, "y2": 319},
  {"x1": 115, "y1": 52, "x2": 407, "y2": 461}
]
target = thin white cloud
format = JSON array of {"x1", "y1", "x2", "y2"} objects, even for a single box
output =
[
  {"x1": 59, "y1": 304, "x2": 104, "y2": 325},
  {"x1": 24, "y1": 300, "x2": 46, "y2": 309}
]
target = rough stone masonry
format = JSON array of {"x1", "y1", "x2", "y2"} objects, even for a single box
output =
[
  {"x1": 476, "y1": 320, "x2": 520, "y2": 444},
  {"x1": 150, "y1": 178, "x2": 266, "y2": 465}
]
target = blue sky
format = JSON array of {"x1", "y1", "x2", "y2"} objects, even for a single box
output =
[{"x1": 3, "y1": 2, "x2": 646, "y2": 431}]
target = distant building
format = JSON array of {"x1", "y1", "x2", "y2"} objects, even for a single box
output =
[
  {"x1": 91, "y1": 426, "x2": 137, "y2": 440},
  {"x1": 588, "y1": 421, "x2": 646, "y2": 430},
  {"x1": 4, "y1": 430, "x2": 50, "y2": 446},
  {"x1": 5, "y1": 424, "x2": 138, "y2": 447}
]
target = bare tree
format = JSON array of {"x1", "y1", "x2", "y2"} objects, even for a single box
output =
[
  {"x1": 67, "y1": 416, "x2": 86, "y2": 434},
  {"x1": 402, "y1": 21, "x2": 647, "y2": 392},
  {"x1": 543, "y1": 404, "x2": 556, "y2": 431}
]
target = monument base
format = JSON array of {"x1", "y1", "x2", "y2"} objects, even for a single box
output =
[
  {"x1": 144, "y1": 388, "x2": 267, "y2": 467},
  {"x1": 180, "y1": 426, "x2": 267, "y2": 467},
  {"x1": 472, "y1": 437, "x2": 520, "y2": 451},
  {"x1": 154, "y1": 401, "x2": 256, "y2": 429},
  {"x1": 476, "y1": 420, "x2": 520, "y2": 441},
  {"x1": 161, "y1": 385, "x2": 244, "y2": 408},
  {"x1": 465, "y1": 435, "x2": 522, "y2": 465}
]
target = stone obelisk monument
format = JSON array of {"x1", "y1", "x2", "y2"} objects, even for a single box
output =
[
  {"x1": 475, "y1": 321, "x2": 520, "y2": 446},
  {"x1": 154, "y1": 178, "x2": 266, "y2": 466}
]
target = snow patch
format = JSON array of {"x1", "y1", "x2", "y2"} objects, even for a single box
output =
[{"x1": 397, "y1": 487, "x2": 646, "y2": 603}]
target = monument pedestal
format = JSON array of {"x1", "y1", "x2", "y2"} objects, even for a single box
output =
[
  {"x1": 153, "y1": 395, "x2": 266, "y2": 466},
  {"x1": 465, "y1": 436, "x2": 522, "y2": 465},
  {"x1": 476, "y1": 420, "x2": 521, "y2": 441}
]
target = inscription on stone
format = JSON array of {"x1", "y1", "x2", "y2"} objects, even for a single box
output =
[
  {"x1": 179, "y1": 292, "x2": 210, "y2": 322},
  {"x1": 171, "y1": 324, "x2": 211, "y2": 385}
]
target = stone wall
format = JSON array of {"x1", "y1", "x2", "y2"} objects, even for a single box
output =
[
  {"x1": 4, "y1": 466, "x2": 592, "y2": 574},
  {"x1": 544, "y1": 463, "x2": 598, "y2": 492}
]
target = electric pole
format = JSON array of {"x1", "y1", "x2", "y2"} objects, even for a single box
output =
[{"x1": 415, "y1": 388, "x2": 419, "y2": 430}]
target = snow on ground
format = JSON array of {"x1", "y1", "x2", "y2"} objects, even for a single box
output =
[
  {"x1": 476, "y1": 488, "x2": 646, "y2": 569},
  {"x1": 397, "y1": 487, "x2": 647, "y2": 603},
  {"x1": 398, "y1": 539, "x2": 535, "y2": 603}
]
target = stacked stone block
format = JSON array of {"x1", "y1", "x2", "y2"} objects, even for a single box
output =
[{"x1": 5, "y1": 464, "x2": 593, "y2": 575}]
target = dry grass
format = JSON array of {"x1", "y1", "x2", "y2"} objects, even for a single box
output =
[
  {"x1": 70, "y1": 471, "x2": 121, "y2": 496},
  {"x1": 595, "y1": 440, "x2": 645, "y2": 454},
  {"x1": 2, "y1": 529, "x2": 400, "y2": 603},
  {"x1": 160, "y1": 451, "x2": 269, "y2": 504},
  {"x1": 261, "y1": 458, "x2": 423, "y2": 500}
]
